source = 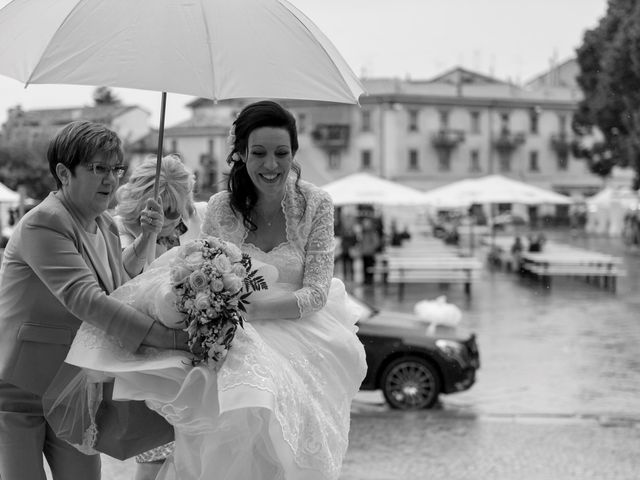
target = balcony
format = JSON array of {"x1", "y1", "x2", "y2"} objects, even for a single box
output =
[
  {"x1": 493, "y1": 129, "x2": 526, "y2": 153},
  {"x1": 311, "y1": 124, "x2": 350, "y2": 150},
  {"x1": 431, "y1": 129, "x2": 465, "y2": 151}
]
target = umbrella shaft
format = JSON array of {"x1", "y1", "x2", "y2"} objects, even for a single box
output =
[{"x1": 153, "y1": 92, "x2": 168, "y2": 199}]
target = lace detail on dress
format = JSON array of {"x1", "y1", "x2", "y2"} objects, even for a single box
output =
[
  {"x1": 218, "y1": 323, "x2": 350, "y2": 478},
  {"x1": 202, "y1": 177, "x2": 335, "y2": 316}
]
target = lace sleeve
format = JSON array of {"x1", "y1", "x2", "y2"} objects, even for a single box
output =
[{"x1": 294, "y1": 189, "x2": 335, "y2": 316}]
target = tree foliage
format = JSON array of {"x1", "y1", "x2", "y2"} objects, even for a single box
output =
[
  {"x1": 574, "y1": 0, "x2": 640, "y2": 189},
  {"x1": 93, "y1": 86, "x2": 121, "y2": 106},
  {"x1": 0, "y1": 139, "x2": 55, "y2": 200}
]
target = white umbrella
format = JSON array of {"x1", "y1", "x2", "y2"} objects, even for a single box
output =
[
  {"x1": 0, "y1": 0, "x2": 365, "y2": 193},
  {"x1": 321, "y1": 173, "x2": 429, "y2": 206},
  {"x1": 421, "y1": 175, "x2": 572, "y2": 207},
  {"x1": 0, "y1": 0, "x2": 363, "y2": 104},
  {"x1": 0, "y1": 182, "x2": 20, "y2": 203}
]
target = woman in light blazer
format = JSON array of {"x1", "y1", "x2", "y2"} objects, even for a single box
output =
[{"x1": 0, "y1": 121, "x2": 190, "y2": 480}]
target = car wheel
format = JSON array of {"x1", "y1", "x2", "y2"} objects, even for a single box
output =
[{"x1": 380, "y1": 356, "x2": 440, "y2": 410}]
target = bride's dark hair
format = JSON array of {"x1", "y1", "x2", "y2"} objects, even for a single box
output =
[{"x1": 226, "y1": 100, "x2": 305, "y2": 231}]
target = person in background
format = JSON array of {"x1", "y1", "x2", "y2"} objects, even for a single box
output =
[
  {"x1": 359, "y1": 217, "x2": 381, "y2": 285},
  {"x1": 113, "y1": 154, "x2": 203, "y2": 480},
  {"x1": 510, "y1": 236, "x2": 524, "y2": 273},
  {"x1": 0, "y1": 121, "x2": 189, "y2": 480},
  {"x1": 338, "y1": 219, "x2": 358, "y2": 282}
]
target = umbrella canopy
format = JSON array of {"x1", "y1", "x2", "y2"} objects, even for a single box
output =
[
  {"x1": 321, "y1": 173, "x2": 430, "y2": 206},
  {"x1": 0, "y1": 182, "x2": 20, "y2": 203},
  {"x1": 586, "y1": 186, "x2": 639, "y2": 210},
  {"x1": 0, "y1": 0, "x2": 364, "y2": 104},
  {"x1": 0, "y1": 0, "x2": 364, "y2": 196},
  {"x1": 421, "y1": 175, "x2": 572, "y2": 208}
]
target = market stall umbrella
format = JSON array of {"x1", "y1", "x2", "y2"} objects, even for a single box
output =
[
  {"x1": 0, "y1": 0, "x2": 365, "y2": 193},
  {"x1": 321, "y1": 173, "x2": 430, "y2": 206},
  {"x1": 0, "y1": 182, "x2": 20, "y2": 203},
  {"x1": 421, "y1": 174, "x2": 572, "y2": 208}
]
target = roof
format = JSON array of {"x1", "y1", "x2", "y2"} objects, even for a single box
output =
[
  {"x1": 9, "y1": 104, "x2": 144, "y2": 126},
  {"x1": 426, "y1": 66, "x2": 507, "y2": 85},
  {"x1": 525, "y1": 57, "x2": 580, "y2": 89}
]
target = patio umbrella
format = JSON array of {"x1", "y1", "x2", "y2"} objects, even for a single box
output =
[
  {"x1": 0, "y1": 0, "x2": 365, "y2": 194},
  {"x1": 321, "y1": 173, "x2": 430, "y2": 207},
  {"x1": 421, "y1": 175, "x2": 572, "y2": 208}
]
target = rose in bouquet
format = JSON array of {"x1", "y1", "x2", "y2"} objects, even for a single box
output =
[{"x1": 170, "y1": 236, "x2": 267, "y2": 366}]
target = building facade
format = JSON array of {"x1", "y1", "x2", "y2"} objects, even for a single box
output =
[
  {"x1": 162, "y1": 62, "x2": 604, "y2": 201},
  {"x1": 1, "y1": 104, "x2": 151, "y2": 148}
]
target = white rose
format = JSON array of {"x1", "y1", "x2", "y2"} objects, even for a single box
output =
[
  {"x1": 194, "y1": 292, "x2": 210, "y2": 311},
  {"x1": 223, "y1": 243, "x2": 243, "y2": 263},
  {"x1": 184, "y1": 250, "x2": 204, "y2": 269},
  {"x1": 231, "y1": 263, "x2": 247, "y2": 278},
  {"x1": 210, "y1": 277, "x2": 225, "y2": 293},
  {"x1": 222, "y1": 273, "x2": 243, "y2": 294},
  {"x1": 212, "y1": 254, "x2": 232, "y2": 274}
]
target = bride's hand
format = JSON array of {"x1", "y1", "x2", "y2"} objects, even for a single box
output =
[{"x1": 142, "y1": 320, "x2": 190, "y2": 352}]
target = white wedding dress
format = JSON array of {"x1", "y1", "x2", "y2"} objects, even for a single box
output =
[{"x1": 66, "y1": 178, "x2": 367, "y2": 480}]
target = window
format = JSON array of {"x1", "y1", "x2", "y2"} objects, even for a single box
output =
[
  {"x1": 439, "y1": 110, "x2": 450, "y2": 129},
  {"x1": 208, "y1": 138, "x2": 214, "y2": 154},
  {"x1": 500, "y1": 112, "x2": 510, "y2": 131},
  {"x1": 361, "y1": 150, "x2": 372, "y2": 170},
  {"x1": 328, "y1": 151, "x2": 341, "y2": 170},
  {"x1": 361, "y1": 110, "x2": 371, "y2": 132},
  {"x1": 529, "y1": 151, "x2": 540, "y2": 172},
  {"x1": 408, "y1": 149, "x2": 419, "y2": 170},
  {"x1": 530, "y1": 109, "x2": 539, "y2": 134},
  {"x1": 408, "y1": 110, "x2": 419, "y2": 132},
  {"x1": 171, "y1": 140, "x2": 178, "y2": 153},
  {"x1": 470, "y1": 111, "x2": 481, "y2": 134},
  {"x1": 470, "y1": 150, "x2": 481, "y2": 172}
]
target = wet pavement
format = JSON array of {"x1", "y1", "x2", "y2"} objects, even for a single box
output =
[
  {"x1": 351, "y1": 229, "x2": 640, "y2": 420},
  {"x1": 339, "y1": 228, "x2": 640, "y2": 479},
  {"x1": 63, "y1": 229, "x2": 640, "y2": 479}
]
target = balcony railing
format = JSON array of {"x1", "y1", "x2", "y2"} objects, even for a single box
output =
[
  {"x1": 431, "y1": 129, "x2": 465, "y2": 150},
  {"x1": 493, "y1": 129, "x2": 526, "y2": 153},
  {"x1": 311, "y1": 124, "x2": 350, "y2": 150}
]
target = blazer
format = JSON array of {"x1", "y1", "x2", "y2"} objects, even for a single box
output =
[{"x1": 0, "y1": 192, "x2": 155, "y2": 395}]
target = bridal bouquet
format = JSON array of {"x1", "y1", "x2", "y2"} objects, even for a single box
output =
[{"x1": 170, "y1": 236, "x2": 267, "y2": 366}]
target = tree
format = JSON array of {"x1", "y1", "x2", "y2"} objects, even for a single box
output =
[
  {"x1": 93, "y1": 86, "x2": 121, "y2": 106},
  {"x1": 0, "y1": 139, "x2": 54, "y2": 200},
  {"x1": 574, "y1": 0, "x2": 640, "y2": 189}
]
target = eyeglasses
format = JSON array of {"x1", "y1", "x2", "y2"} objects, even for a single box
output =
[
  {"x1": 164, "y1": 209, "x2": 182, "y2": 221},
  {"x1": 86, "y1": 163, "x2": 128, "y2": 178}
]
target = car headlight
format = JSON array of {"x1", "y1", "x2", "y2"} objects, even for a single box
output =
[{"x1": 435, "y1": 339, "x2": 466, "y2": 364}]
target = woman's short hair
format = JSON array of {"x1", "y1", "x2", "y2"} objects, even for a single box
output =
[
  {"x1": 48, "y1": 121, "x2": 124, "y2": 188},
  {"x1": 115, "y1": 154, "x2": 195, "y2": 226},
  {"x1": 226, "y1": 100, "x2": 303, "y2": 229}
]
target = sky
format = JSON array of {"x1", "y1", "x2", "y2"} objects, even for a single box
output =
[{"x1": 0, "y1": 0, "x2": 609, "y2": 129}]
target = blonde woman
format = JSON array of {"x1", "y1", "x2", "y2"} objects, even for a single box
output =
[
  {"x1": 114, "y1": 154, "x2": 203, "y2": 279},
  {"x1": 113, "y1": 154, "x2": 202, "y2": 480}
]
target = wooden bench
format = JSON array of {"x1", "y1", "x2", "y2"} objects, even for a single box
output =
[
  {"x1": 373, "y1": 255, "x2": 483, "y2": 299},
  {"x1": 521, "y1": 252, "x2": 625, "y2": 292}
]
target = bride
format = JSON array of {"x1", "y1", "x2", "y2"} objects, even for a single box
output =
[{"x1": 58, "y1": 100, "x2": 367, "y2": 480}]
